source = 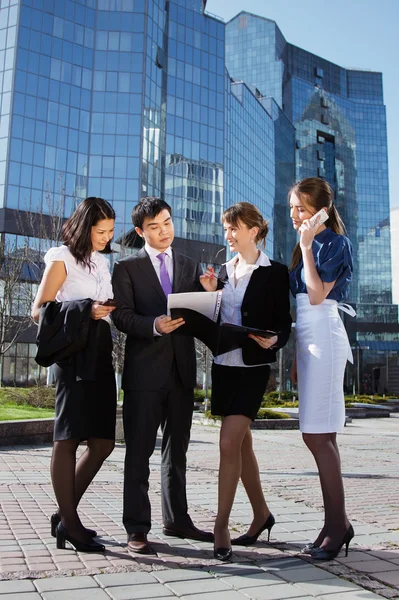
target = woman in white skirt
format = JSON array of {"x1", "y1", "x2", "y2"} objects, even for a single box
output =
[{"x1": 289, "y1": 177, "x2": 355, "y2": 561}]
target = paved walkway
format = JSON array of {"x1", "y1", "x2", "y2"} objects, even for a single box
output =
[{"x1": 0, "y1": 415, "x2": 398, "y2": 599}]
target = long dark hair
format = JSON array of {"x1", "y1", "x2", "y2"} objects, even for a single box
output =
[
  {"x1": 62, "y1": 197, "x2": 115, "y2": 268},
  {"x1": 289, "y1": 178, "x2": 346, "y2": 271},
  {"x1": 222, "y1": 202, "x2": 268, "y2": 248}
]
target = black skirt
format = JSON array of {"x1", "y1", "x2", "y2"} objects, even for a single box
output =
[
  {"x1": 53, "y1": 320, "x2": 116, "y2": 441},
  {"x1": 211, "y1": 362, "x2": 270, "y2": 421}
]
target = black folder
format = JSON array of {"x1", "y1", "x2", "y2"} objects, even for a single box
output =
[{"x1": 170, "y1": 308, "x2": 278, "y2": 356}]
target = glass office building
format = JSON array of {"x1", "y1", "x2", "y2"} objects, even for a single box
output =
[
  {"x1": 1, "y1": 2, "x2": 397, "y2": 387},
  {"x1": 0, "y1": 0, "x2": 277, "y2": 383},
  {"x1": 226, "y1": 11, "x2": 399, "y2": 390}
]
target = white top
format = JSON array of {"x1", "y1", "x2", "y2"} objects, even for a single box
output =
[
  {"x1": 214, "y1": 251, "x2": 271, "y2": 368},
  {"x1": 144, "y1": 242, "x2": 174, "y2": 285},
  {"x1": 44, "y1": 245, "x2": 113, "y2": 305},
  {"x1": 144, "y1": 243, "x2": 173, "y2": 336}
]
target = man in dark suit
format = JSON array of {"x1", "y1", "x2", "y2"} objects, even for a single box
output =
[{"x1": 112, "y1": 197, "x2": 213, "y2": 553}]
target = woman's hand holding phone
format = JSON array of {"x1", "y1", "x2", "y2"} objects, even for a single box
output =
[
  {"x1": 299, "y1": 208, "x2": 328, "y2": 250},
  {"x1": 91, "y1": 300, "x2": 116, "y2": 320}
]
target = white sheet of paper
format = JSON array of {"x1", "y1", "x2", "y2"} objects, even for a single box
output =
[{"x1": 167, "y1": 291, "x2": 223, "y2": 322}]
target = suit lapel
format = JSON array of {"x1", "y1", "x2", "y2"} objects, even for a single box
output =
[
  {"x1": 136, "y1": 248, "x2": 165, "y2": 302},
  {"x1": 242, "y1": 266, "x2": 272, "y2": 307},
  {"x1": 172, "y1": 251, "x2": 185, "y2": 293}
]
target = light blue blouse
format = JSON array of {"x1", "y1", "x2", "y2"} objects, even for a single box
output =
[{"x1": 289, "y1": 228, "x2": 353, "y2": 302}]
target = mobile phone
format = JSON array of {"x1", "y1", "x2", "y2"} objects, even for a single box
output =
[
  {"x1": 309, "y1": 208, "x2": 329, "y2": 227},
  {"x1": 102, "y1": 299, "x2": 117, "y2": 307}
]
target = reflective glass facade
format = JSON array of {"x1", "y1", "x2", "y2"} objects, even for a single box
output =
[
  {"x1": 226, "y1": 12, "x2": 394, "y2": 312},
  {"x1": 1, "y1": 0, "x2": 277, "y2": 383},
  {"x1": 226, "y1": 11, "x2": 398, "y2": 390},
  {"x1": 225, "y1": 79, "x2": 275, "y2": 257}
]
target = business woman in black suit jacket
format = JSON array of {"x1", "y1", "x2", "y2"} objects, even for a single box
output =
[
  {"x1": 201, "y1": 202, "x2": 292, "y2": 560},
  {"x1": 112, "y1": 197, "x2": 213, "y2": 554}
]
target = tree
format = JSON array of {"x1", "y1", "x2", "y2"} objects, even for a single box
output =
[{"x1": 0, "y1": 180, "x2": 66, "y2": 384}]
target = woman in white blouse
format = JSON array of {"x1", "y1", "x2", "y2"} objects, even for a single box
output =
[
  {"x1": 201, "y1": 202, "x2": 292, "y2": 561},
  {"x1": 32, "y1": 197, "x2": 117, "y2": 553}
]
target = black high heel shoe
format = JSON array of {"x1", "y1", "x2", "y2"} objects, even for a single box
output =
[
  {"x1": 309, "y1": 524, "x2": 354, "y2": 561},
  {"x1": 51, "y1": 513, "x2": 97, "y2": 538},
  {"x1": 56, "y1": 523, "x2": 105, "y2": 553},
  {"x1": 231, "y1": 513, "x2": 275, "y2": 546},
  {"x1": 213, "y1": 546, "x2": 233, "y2": 561}
]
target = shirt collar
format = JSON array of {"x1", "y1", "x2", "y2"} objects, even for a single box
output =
[
  {"x1": 224, "y1": 250, "x2": 271, "y2": 279},
  {"x1": 145, "y1": 243, "x2": 173, "y2": 262}
]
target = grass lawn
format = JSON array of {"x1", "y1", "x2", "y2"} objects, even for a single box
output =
[{"x1": 0, "y1": 402, "x2": 54, "y2": 421}]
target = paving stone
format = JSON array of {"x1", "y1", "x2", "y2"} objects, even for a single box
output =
[
  {"x1": 0, "y1": 580, "x2": 36, "y2": 594},
  {"x1": 317, "y1": 592, "x2": 386, "y2": 600},
  {"x1": 180, "y1": 592, "x2": 246, "y2": 600},
  {"x1": 228, "y1": 583, "x2": 308, "y2": 599},
  {"x1": 42, "y1": 590, "x2": 109, "y2": 600},
  {"x1": 372, "y1": 570, "x2": 399, "y2": 586},
  {"x1": 295, "y1": 577, "x2": 362, "y2": 596},
  {"x1": 223, "y1": 570, "x2": 285, "y2": 589},
  {"x1": 276, "y1": 565, "x2": 337, "y2": 583},
  {"x1": 165, "y1": 577, "x2": 232, "y2": 596},
  {"x1": 34, "y1": 576, "x2": 99, "y2": 592},
  {"x1": 153, "y1": 569, "x2": 214, "y2": 583},
  {"x1": 105, "y1": 583, "x2": 175, "y2": 599},
  {"x1": 0, "y1": 595, "x2": 42, "y2": 600},
  {"x1": 348, "y1": 559, "x2": 399, "y2": 573},
  {"x1": 95, "y1": 572, "x2": 158, "y2": 587}
]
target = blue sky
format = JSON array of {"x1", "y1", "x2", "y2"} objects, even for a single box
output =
[{"x1": 208, "y1": 0, "x2": 399, "y2": 208}]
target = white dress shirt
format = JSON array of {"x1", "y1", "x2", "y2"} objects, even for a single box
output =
[
  {"x1": 44, "y1": 245, "x2": 113, "y2": 322},
  {"x1": 144, "y1": 243, "x2": 173, "y2": 336},
  {"x1": 214, "y1": 251, "x2": 271, "y2": 367}
]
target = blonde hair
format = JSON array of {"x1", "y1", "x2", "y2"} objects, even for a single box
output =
[
  {"x1": 222, "y1": 202, "x2": 268, "y2": 248},
  {"x1": 289, "y1": 178, "x2": 346, "y2": 271}
]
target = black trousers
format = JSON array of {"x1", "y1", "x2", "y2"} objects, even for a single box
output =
[{"x1": 122, "y1": 364, "x2": 194, "y2": 534}]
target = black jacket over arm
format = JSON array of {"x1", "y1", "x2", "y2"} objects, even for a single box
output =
[
  {"x1": 111, "y1": 248, "x2": 202, "y2": 391},
  {"x1": 218, "y1": 260, "x2": 292, "y2": 366},
  {"x1": 35, "y1": 299, "x2": 102, "y2": 380}
]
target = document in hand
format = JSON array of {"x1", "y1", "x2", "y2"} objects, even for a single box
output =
[{"x1": 167, "y1": 292, "x2": 278, "y2": 356}]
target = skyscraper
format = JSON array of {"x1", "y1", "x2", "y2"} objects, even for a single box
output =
[
  {"x1": 226, "y1": 12, "x2": 399, "y2": 392},
  {"x1": 0, "y1": 0, "x2": 276, "y2": 383},
  {"x1": 1, "y1": 2, "x2": 397, "y2": 388}
]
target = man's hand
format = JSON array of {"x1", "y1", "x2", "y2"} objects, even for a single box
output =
[
  {"x1": 91, "y1": 302, "x2": 115, "y2": 320},
  {"x1": 155, "y1": 315, "x2": 185, "y2": 334},
  {"x1": 200, "y1": 265, "x2": 217, "y2": 292},
  {"x1": 248, "y1": 334, "x2": 278, "y2": 349}
]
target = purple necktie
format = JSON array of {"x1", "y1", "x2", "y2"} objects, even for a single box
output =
[{"x1": 157, "y1": 252, "x2": 172, "y2": 296}]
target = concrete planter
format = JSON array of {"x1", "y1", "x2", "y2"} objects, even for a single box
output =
[
  {"x1": 0, "y1": 406, "x2": 125, "y2": 446},
  {"x1": 0, "y1": 418, "x2": 54, "y2": 446},
  {"x1": 193, "y1": 415, "x2": 299, "y2": 430}
]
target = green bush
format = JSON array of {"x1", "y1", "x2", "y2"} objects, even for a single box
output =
[
  {"x1": 194, "y1": 388, "x2": 211, "y2": 402},
  {"x1": 204, "y1": 410, "x2": 220, "y2": 421},
  {"x1": 257, "y1": 408, "x2": 290, "y2": 419},
  {"x1": 0, "y1": 387, "x2": 56, "y2": 409},
  {"x1": 204, "y1": 408, "x2": 289, "y2": 420},
  {"x1": 261, "y1": 393, "x2": 297, "y2": 407}
]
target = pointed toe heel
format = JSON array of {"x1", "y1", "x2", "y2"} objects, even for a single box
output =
[
  {"x1": 310, "y1": 524, "x2": 354, "y2": 561},
  {"x1": 231, "y1": 513, "x2": 275, "y2": 546}
]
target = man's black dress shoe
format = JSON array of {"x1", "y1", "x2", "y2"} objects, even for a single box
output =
[
  {"x1": 56, "y1": 523, "x2": 105, "y2": 552},
  {"x1": 51, "y1": 513, "x2": 97, "y2": 538},
  {"x1": 127, "y1": 532, "x2": 153, "y2": 554},
  {"x1": 232, "y1": 513, "x2": 275, "y2": 546},
  {"x1": 163, "y1": 523, "x2": 214, "y2": 542},
  {"x1": 214, "y1": 546, "x2": 233, "y2": 561}
]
